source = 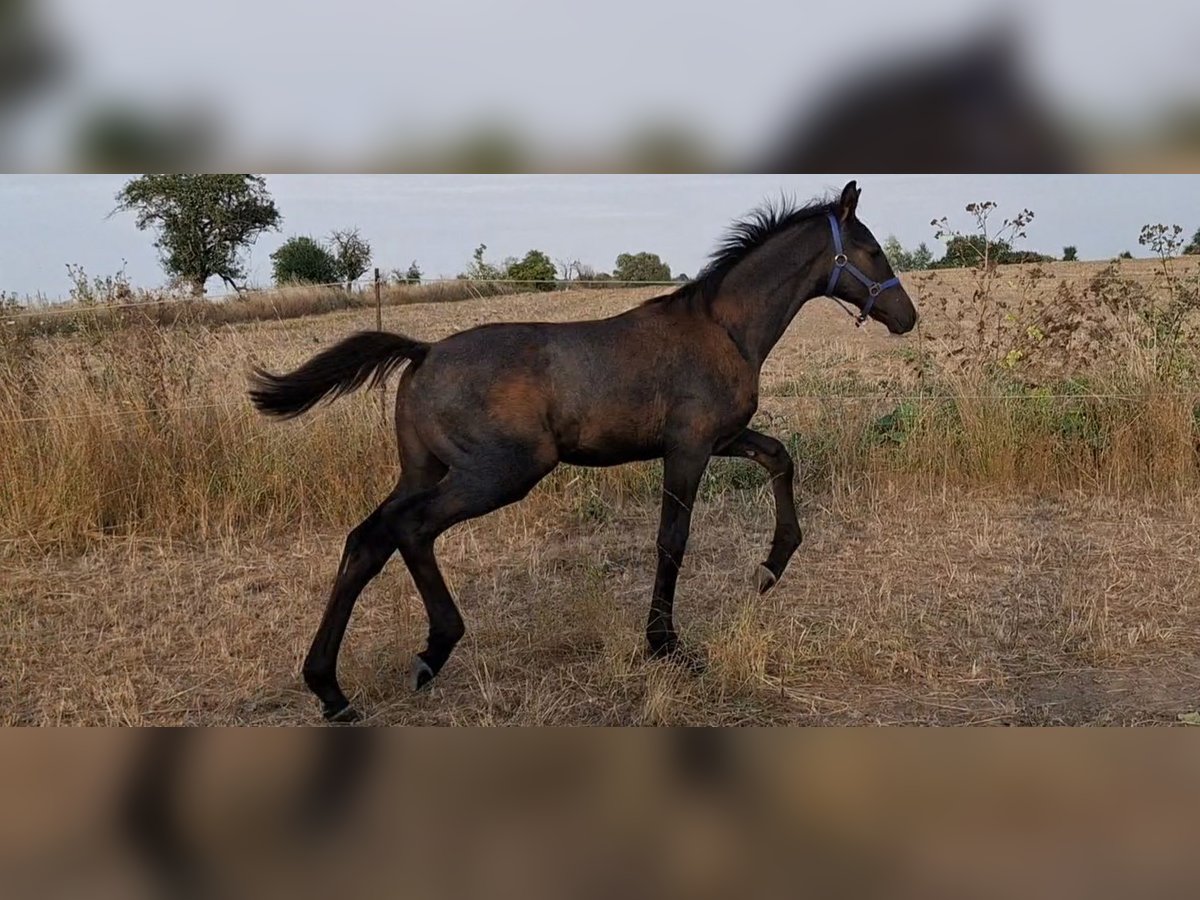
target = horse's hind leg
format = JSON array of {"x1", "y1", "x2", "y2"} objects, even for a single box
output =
[
  {"x1": 303, "y1": 450, "x2": 445, "y2": 722},
  {"x1": 302, "y1": 483, "x2": 409, "y2": 722},
  {"x1": 393, "y1": 449, "x2": 555, "y2": 691},
  {"x1": 715, "y1": 429, "x2": 802, "y2": 594}
]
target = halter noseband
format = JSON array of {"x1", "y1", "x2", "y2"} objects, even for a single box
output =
[{"x1": 825, "y1": 212, "x2": 902, "y2": 327}]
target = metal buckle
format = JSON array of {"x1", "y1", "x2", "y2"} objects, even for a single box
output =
[
  {"x1": 868, "y1": 284, "x2": 882, "y2": 297},
  {"x1": 833, "y1": 253, "x2": 848, "y2": 267}
]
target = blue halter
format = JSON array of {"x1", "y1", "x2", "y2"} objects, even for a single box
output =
[{"x1": 825, "y1": 212, "x2": 902, "y2": 327}]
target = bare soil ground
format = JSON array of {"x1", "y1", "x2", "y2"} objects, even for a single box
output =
[
  {"x1": 5, "y1": 491, "x2": 1198, "y2": 725},
  {"x1": 3, "y1": 265, "x2": 1199, "y2": 725}
]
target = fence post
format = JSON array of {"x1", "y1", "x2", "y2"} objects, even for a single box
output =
[
  {"x1": 375, "y1": 268, "x2": 386, "y2": 427},
  {"x1": 374, "y1": 267, "x2": 382, "y2": 332}
]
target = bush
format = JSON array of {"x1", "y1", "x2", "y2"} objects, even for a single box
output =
[
  {"x1": 460, "y1": 244, "x2": 504, "y2": 281},
  {"x1": 1063, "y1": 246, "x2": 1078, "y2": 262},
  {"x1": 934, "y1": 235, "x2": 1052, "y2": 268},
  {"x1": 613, "y1": 252, "x2": 671, "y2": 283},
  {"x1": 505, "y1": 250, "x2": 558, "y2": 291},
  {"x1": 1185, "y1": 228, "x2": 1200, "y2": 256},
  {"x1": 271, "y1": 237, "x2": 341, "y2": 285}
]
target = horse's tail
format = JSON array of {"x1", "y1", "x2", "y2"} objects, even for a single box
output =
[{"x1": 248, "y1": 330, "x2": 430, "y2": 419}]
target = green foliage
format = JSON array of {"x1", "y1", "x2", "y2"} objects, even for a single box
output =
[
  {"x1": 934, "y1": 239, "x2": 1055, "y2": 268},
  {"x1": 114, "y1": 175, "x2": 281, "y2": 294},
  {"x1": 1186, "y1": 228, "x2": 1200, "y2": 256},
  {"x1": 461, "y1": 244, "x2": 504, "y2": 281},
  {"x1": 869, "y1": 400, "x2": 926, "y2": 447},
  {"x1": 882, "y1": 235, "x2": 934, "y2": 271},
  {"x1": 1136, "y1": 223, "x2": 1200, "y2": 379},
  {"x1": 613, "y1": 251, "x2": 671, "y2": 283},
  {"x1": 329, "y1": 228, "x2": 372, "y2": 286},
  {"x1": 389, "y1": 261, "x2": 423, "y2": 286},
  {"x1": 935, "y1": 235, "x2": 1054, "y2": 268},
  {"x1": 504, "y1": 249, "x2": 558, "y2": 291},
  {"x1": 1062, "y1": 245, "x2": 1078, "y2": 262},
  {"x1": 270, "y1": 237, "x2": 340, "y2": 286},
  {"x1": 936, "y1": 234, "x2": 1009, "y2": 268},
  {"x1": 700, "y1": 457, "x2": 767, "y2": 498},
  {"x1": 882, "y1": 236, "x2": 904, "y2": 267}
]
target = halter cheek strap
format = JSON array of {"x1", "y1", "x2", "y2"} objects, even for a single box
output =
[{"x1": 825, "y1": 212, "x2": 902, "y2": 327}]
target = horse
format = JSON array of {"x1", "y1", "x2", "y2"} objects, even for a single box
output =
[{"x1": 249, "y1": 180, "x2": 918, "y2": 722}]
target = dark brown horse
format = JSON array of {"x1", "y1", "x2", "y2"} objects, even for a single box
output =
[{"x1": 250, "y1": 181, "x2": 918, "y2": 721}]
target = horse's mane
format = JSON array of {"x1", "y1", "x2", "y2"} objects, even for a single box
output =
[{"x1": 644, "y1": 194, "x2": 834, "y2": 306}]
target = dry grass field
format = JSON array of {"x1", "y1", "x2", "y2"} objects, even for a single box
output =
[{"x1": 3, "y1": 259, "x2": 1200, "y2": 725}]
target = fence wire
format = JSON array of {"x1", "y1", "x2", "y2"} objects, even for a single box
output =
[
  {"x1": 3, "y1": 264, "x2": 1193, "y2": 324},
  {"x1": 1, "y1": 277, "x2": 688, "y2": 322}
]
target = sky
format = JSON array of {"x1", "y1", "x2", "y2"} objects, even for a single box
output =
[{"x1": 1, "y1": 174, "x2": 1198, "y2": 300}]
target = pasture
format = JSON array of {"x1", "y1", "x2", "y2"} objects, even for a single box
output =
[{"x1": 3, "y1": 259, "x2": 1199, "y2": 725}]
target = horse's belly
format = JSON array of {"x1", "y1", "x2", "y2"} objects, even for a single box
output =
[
  {"x1": 555, "y1": 415, "x2": 665, "y2": 466},
  {"x1": 558, "y1": 443, "x2": 663, "y2": 467}
]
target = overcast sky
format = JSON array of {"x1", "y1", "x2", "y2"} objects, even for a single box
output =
[{"x1": 1, "y1": 175, "x2": 1198, "y2": 299}]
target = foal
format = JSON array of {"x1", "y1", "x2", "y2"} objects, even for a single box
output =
[{"x1": 250, "y1": 181, "x2": 918, "y2": 721}]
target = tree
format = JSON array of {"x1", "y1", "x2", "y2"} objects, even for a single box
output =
[
  {"x1": 405, "y1": 261, "x2": 423, "y2": 284},
  {"x1": 613, "y1": 251, "x2": 671, "y2": 283},
  {"x1": 1184, "y1": 228, "x2": 1200, "y2": 256},
  {"x1": 329, "y1": 228, "x2": 372, "y2": 288},
  {"x1": 461, "y1": 244, "x2": 503, "y2": 281},
  {"x1": 1062, "y1": 245, "x2": 1078, "y2": 262},
  {"x1": 909, "y1": 243, "x2": 934, "y2": 270},
  {"x1": 883, "y1": 235, "x2": 934, "y2": 271},
  {"x1": 882, "y1": 235, "x2": 905, "y2": 269},
  {"x1": 936, "y1": 234, "x2": 1014, "y2": 268},
  {"x1": 505, "y1": 249, "x2": 558, "y2": 291},
  {"x1": 114, "y1": 174, "x2": 281, "y2": 294},
  {"x1": 271, "y1": 236, "x2": 340, "y2": 285}
]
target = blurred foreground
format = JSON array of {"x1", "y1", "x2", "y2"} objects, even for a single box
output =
[
  {"x1": 1, "y1": 730, "x2": 1197, "y2": 900},
  {"x1": 2, "y1": 1, "x2": 1198, "y2": 171}
]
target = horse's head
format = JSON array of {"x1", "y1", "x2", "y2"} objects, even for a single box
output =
[{"x1": 826, "y1": 181, "x2": 918, "y2": 335}]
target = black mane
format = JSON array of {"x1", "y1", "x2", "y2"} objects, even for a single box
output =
[{"x1": 648, "y1": 195, "x2": 835, "y2": 306}]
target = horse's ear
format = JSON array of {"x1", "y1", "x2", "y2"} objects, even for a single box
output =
[{"x1": 838, "y1": 180, "x2": 860, "y2": 223}]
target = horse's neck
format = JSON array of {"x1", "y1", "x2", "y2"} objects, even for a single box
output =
[{"x1": 708, "y1": 225, "x2": 829, "y2": 370}]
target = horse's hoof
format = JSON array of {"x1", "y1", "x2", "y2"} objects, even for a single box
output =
[
  {"x1": 325, "y1": 703, "x2": 361, "y2": 724},
  {"x1": 756, "y1": 564, "x2": 778, "y2": 594},
  {"x1": 410, "y1": 656, "x2": 435, "y2": 691},
  {"x1": 648, "y1": 636, "x2": 680, "y2": 661},
  {"x1": 648, "y1": 640, "x2": 707, "y2": 675}
]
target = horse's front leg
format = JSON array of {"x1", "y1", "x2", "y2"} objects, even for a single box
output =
[
  {"x1": 646, "y1": 449, "x2": 709, "y2": 664},
  {"x1": 715, "y1": 429, "x2": 802, "y2": 593}
]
